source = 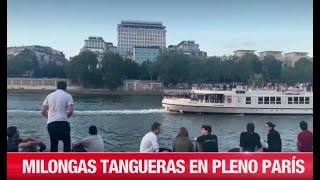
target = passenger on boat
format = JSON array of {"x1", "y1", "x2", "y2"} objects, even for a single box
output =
[
  {"x1": 172, "y1": 127, "x2": 194, "y2": 152},
  {"x1": 239, "y1": 123, "x2": 263, "y2": 152},
  {"x1": 71, "y1": 126, "x2": 104, "y2": 152},
  {"x1": 7, "y1": 126, "x2": 46, "y2": 152},
  {"x1": 140, "y1": 122, "x2": 161, "y2": 152},
  {"x1": 195, "y1": 125, "x2": 218, "y2": 152},
  {"x1": 297, "y1": 121, "x2": 313, "y2": 152},
  {"x1": 264, "y1": 122, "x2": 282, "y2": 152}
]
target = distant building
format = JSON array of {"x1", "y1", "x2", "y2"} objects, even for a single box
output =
[
  {"x1": 167, "y1": 45, "x2": 177, "y2": 52},
  {"x1": 283, "y1": 52, "x2": 309, "y2": 67},
  {"x1": 132, "y1": 46, "x2": 160, "y2": 64},
  {"x1": 168, "y1": 40, "x2": 207, "y2": 58},
  {"x1": 258, "y1": 51, "x2": 283, "y2": 60},
  {"x1": 233, "y1": 50, "x2": 256, "y2": 58},
  {"x1": 7, "y1": 45, "x2": 67, "y2": 67},
  {"x1": 80, "y1": 36, "x2": 117, "y2": 68},
  {"x1": 117, "y1": 20, "x2": 166, "y2": 56}
]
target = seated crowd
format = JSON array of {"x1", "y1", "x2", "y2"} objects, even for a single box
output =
[{"x1": 7, "y1": 121, "x2": 312, "y2": 153}]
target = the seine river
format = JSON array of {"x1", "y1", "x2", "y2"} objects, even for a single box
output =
[{"x1": 7, "y1": 93, "x2": 313, "y2": 152}]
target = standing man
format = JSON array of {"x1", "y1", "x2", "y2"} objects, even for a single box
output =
[
  {"x1": 195, "y1": 125, "x2": 218, "y2": 152},
  {"x1": 297, "y1": 121, "x2": 313, "y2": 152},
  {"x1": 41, "y1": 81, "x2": 74, "y2": 152},
  {"x1": 140, "y1": 122, "x2": 161, "y2": 152}
]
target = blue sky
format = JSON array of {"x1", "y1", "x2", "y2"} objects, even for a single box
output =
[{"x1": 8, "y1": 0, "x2": 313, "y2": 59}]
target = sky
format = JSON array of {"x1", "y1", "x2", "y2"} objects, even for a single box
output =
[{"x1": 7, "y1": 0, "x2": 313, "y2": 59}]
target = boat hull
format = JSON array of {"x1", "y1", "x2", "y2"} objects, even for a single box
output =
[{"x1": 162, "y1": 102, "x2": 313, "y2": 115}]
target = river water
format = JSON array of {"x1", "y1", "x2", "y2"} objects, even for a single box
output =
[{"x1": 7, "y1": 92, "x2": 313, "y2": 152}]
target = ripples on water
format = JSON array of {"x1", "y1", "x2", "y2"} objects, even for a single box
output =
[{"x1": 7, "y1": 93, "x2": 313, "y2": 152}]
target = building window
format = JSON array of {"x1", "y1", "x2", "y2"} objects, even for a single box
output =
[
  {"x1": 276, "y1": 97, "x2": 281, "y2": 104},
  {"x1": 258, "y1": 97, "x2": 263, "y2": 104},
  {"x1": 270, "y1": 97, "x2": 275, "y2": 104},
  {"x1": 299, "y1": 97, "x2": 304, "y2": 104},
  {"x1": 288, "y1": 97, "x2": 293, "y2": 104},
  {"x1": 305, "y1": 97, "x2": 310, "y2": 104},
  {"x1": 294, "y1": 97, "x2": 298, "y2": 104},
  {"x1": 246, "y1": 97, "x2": 251, "y2": 104},
  {"x1": 264, "y1": 97, "x2": 269, "y2": 104}
]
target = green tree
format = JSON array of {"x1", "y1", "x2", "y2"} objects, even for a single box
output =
[
  {"x1": 249, "y1": 73, "x2": 265, "y2": 86},
  {"x1": 261, "y1": 56, "x2": 282, "y2": 82},
  {"x1": 122, "y1": 59, "x2": 140, "y2": 79},
  {"x1": 155, "y1": 53, "x2": 191, "y2": 86},
  {"x1": 65, "y1": 51, "x2": 102, "y2": 88},
  {"x1": 235, "y1": 53, "x2": 262, "y2": 83},
  {"x1": 7, "y1": 49, "x2": 39, "y2": 77},
  {"x1": 294, "y1": 58, "x2": 313, "y2": 83},
  {"x1": 101, "y1": 52, "x2": 124, "y2": 89}
]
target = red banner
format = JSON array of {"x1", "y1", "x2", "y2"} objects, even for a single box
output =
[{"x1": 7, "y1": 153, "x2": 313, "y2": 180}]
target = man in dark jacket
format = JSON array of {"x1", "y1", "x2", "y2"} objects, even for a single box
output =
[{"x1": 195, "y1": 125, "x2": 218, "y2": 152}]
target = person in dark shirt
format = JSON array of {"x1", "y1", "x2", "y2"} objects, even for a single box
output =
[
  {"x1": 264, "y1": 122, "x2": 282, "y2": 152},
  {"x1": 195, "y1": 125, "x2": 218, "y2": 152},
  {"x1": 239, "y1": 123, "x2": 263, "y2": 152},
  {"x1": 7, "y1": 126, "x2": 46, "y2": 152},
  {"x1": 297, "y1": 121, "x2": 313, "y2": 152}
]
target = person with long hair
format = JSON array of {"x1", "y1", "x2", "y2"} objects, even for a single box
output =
[
  {"x1": 172, "y1": 127, "x2": 194, "y2": 152},
  {"x1": 239, "y1": 123, "x2": 263, "y2": 152},
  {"x1": 264, "y1": 122, "x2": 282, "y2": 152}
]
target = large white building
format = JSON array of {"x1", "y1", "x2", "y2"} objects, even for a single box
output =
[
  {"x1": 80, "y1": 36, "x2": 117, "y2": 68},
  {"x1": 283, "y1": 52, "x2": 309, "y2": 67},
  {"x1": 7, "y1": 45, "x2": 67, "y2": 67},
  {"x1": 258, "y1": 51, "x2": 283, "y2": 61},
  {"x1": 117, "y1": 20, "x2": 166, "y2": 56}
]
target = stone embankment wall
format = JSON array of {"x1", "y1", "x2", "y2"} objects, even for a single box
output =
[{"x1": 7, "y1": 78, "x2": 165, "y2": 95}]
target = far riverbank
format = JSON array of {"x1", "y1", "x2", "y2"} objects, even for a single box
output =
[{"x1": 7, "y1": 88, "x2": 163, "y2": 96}]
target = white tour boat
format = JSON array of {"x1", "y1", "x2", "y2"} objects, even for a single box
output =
[{"x1": 162, "y1": 88, "x2": 313, "y2": 115}]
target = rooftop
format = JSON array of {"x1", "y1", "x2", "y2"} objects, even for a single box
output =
[
  {"x1": 284, "y1": 52, "x2": 308, "y2": 55},
  {"x1": 121, "y1": 20, "x2": 163, "y2": 26},
  {"x1": 118, "y1": 20, "x2": 166, "y2": 29},
  {"x1": 259, "y1": 51, "x2": 283, "y2": 53},
  {"x1": 233, "y1": 49, "x2": 256, "y2": 53},
  {"x1": 178, "y1": 40, "x2": 197, "y2": 46}
]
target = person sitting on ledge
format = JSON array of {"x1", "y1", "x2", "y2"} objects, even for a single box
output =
[
  {"x1": 72, "y1": 126, "x2": 104, "y2": 152},
  {"x1": 7, "y1": 126, "x2": 46, "y2": 152}
]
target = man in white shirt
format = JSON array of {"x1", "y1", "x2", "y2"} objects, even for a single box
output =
[
  {"x1": 140, "y1": 122, "x2": 161, "y2": 152},
  {"x1": 41, "y1": 81, "x2": 74, "y2": 152},
  {"x1": 72, "y1": 126, "x2": 104, "y2": 152}
]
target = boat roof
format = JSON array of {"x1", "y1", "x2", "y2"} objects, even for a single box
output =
[{"x1": 191, "y1": 89, "x2": 313, "y2": 96}]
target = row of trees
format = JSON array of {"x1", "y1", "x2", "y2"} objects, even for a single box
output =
[
  {"x1": 7, "y1": 49, "x2": 313, "y2": 89},
  {"x1": 7, "y1": 49, "x2": 66, "y2": 78}
]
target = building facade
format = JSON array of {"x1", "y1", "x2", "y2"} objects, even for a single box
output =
[
  {"x1": 233, "y1": 50, "x2": 256, "y2": 58},
  {"x1": 283, "y1": 52, "x2": 309, "y2": 67},
  {"x1": 132, "y1": 46, "x2": 160, "y2": 64},
  {"x1": 258, "y1": 51, "x2": 283, "y2": 60},
  {"x1": 167, "y1": 40, "x2": 207, "y2": 58},
  {"x1": 7, "y1": 45, "x2": 67, "y2": 67},
  {"x1": 117, "y1": 21, "x2": 166, "y2": 56},
  {"x1": 80, "y1": 36, "x2": 117, "y2": 68}
]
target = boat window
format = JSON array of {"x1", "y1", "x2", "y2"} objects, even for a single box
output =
[
  {"x1": 288, "y1": 97, "x2": 293, "y2": 104},
  {"x1": 258, "y1": 97, "x2": 263, "y2": 104},
  {"x1": 294, "y1": 97, "x2": 298, "y2": 104},
  {"x1": 264, "y1": 97, "x2": 269, "y2": 104},
  {"x1": 299, "y1": 97, "x2": 304, "y2": 104},
  {"x1": 236, "y1": 90, "x2": 245, "y2": 94},
  {"x1": 305, "y1": 97, "x2": 310, "y2": 104},
  {"x1": 270, "y1": 97, "x2": 275, "y2": 104},
  {"x1": 276, "y1": 97, "x2": 281, "y2": 104},
  {"x1": 246, "y1": 97, "x2": 251, "y2": 104}
]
